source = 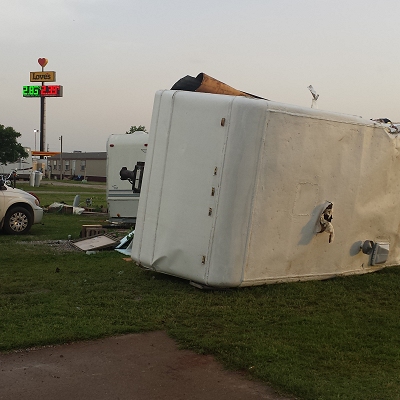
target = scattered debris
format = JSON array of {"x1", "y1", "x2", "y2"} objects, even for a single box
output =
[
  {"x1": 80, "y1": 224, "x2": 107, "y2": 238},
  {"x1": 48, "y1": 202, "x2": 85, "y2": 215},
  {"x1": 115, "y1": 230, "x2": 135, "y2": 256},
  {"x1": 170, "y1": 72, "x2": 265, "y2": 99},
  {"x1": 72, "y1": 195, "x2": 80, "y2": 207},
  {"x1": 70, "y1": 234, "x2": 120, "y2": 252},
  {"x1": 307, "y1": 85, "x2": 319, "y2": 109},
  {"x1": 372, "y1": 118, "x2": 400, "y2": 134}
]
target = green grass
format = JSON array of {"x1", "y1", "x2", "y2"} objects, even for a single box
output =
[
  {"x1": 1, "y1": 183, "x2": 400, "y2": 399},
  {"x1": 15, "y1": 180, "x2": 107, "y2": 209}
]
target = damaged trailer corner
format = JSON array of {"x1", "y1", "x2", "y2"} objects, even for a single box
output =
[{"x1": 131, "y1": 89, "x2": 400, "y2": 288}]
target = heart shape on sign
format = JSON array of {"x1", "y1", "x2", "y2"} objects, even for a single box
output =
[{"x1": 38, "y1": 58, "x2": 48, "y2": 67}]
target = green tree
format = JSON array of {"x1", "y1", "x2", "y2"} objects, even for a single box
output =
[
  {"x1": 125, "y1": 125, "x2": 147, "y2": 134},
  {"x1": 0, "y1": 125, "x2": 28, "y2": 165}
]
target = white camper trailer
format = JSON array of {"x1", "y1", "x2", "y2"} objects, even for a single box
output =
[
  {"x1": 0, "y1": 147, "x2": 33, "y2": 180},
  {"x1": 132, "y1": 89, "x2": 400, "y2": 288},
  {"x1": 106, "y1": 132, "x2": 148, "y2": 223}
]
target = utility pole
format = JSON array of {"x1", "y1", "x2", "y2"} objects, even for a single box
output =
[
  {"x1": 59, "y1": 135, "x2": 63, "y2": 181},
  {"x1": 33, "y1": 129, "x2": 38, "y2": 151}
]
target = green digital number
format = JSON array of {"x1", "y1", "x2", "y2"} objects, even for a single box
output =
[
  {"x1": 30, "y1": 86, "x2": 40, "y2": 96},
  {"x1": 22, "y1": 86, "x2": 41, "y2": 97}
]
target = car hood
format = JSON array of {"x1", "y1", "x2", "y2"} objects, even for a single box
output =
[{"x1": 2, "y1": 185, "x2": 38, "y2": 202}]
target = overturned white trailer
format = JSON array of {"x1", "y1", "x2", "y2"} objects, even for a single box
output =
[{"x1": 132, "y1": 89, "x2": 400, "y2": 288}]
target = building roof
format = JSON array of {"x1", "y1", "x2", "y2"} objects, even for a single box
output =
[{"x1": 48, "y1": 152, "x2": 107, "y2": 161}]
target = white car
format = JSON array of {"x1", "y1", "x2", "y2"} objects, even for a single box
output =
[{"x1": 0, "y1": 180, "x2": 43, "y2": 234}]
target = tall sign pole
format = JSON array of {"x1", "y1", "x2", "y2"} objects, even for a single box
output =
[
  {"x1": 22, "y1": 59, "x2": 63, "y2": 157},
  {"x1": 38, "y1": 58, "x2": 47, "y2": 155}
]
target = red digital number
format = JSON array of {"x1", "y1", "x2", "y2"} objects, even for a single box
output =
[
  {"x1": 39, "y1": 85, "x2": 62, "y2": 97},
  {"x1": 49, "y1": 86, "x2": 58, "y2": 96}
]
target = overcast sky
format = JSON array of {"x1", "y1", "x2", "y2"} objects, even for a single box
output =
[{"x1": 1, "y1": 0, "x2": 399, "y2": 153}]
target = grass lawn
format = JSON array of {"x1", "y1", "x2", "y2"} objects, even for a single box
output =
[
  {"x1": 1, "y1": 182, "x2": 400, "y2": 399},
  {"x1": 15, "y1": 179, "x2": 107, "y2": 210}
]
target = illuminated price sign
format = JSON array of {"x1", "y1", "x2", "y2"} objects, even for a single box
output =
[
  {"x1": 22, "y1": 86, "x2": 41, "y2": 97},
  {"x1": 41, "y1": 85, "x2": 63, "y2": 97},
  {"x1": 23, "y1": 85, "x2": 63, "y2": 98}
]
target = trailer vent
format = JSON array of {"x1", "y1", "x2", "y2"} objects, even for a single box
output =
[
  {"x1": 361, "y1": 240, "x2": 390, "y2": 265},
  {"x1": 371, "y1": 242, "x2": 390, "y2": 265}
]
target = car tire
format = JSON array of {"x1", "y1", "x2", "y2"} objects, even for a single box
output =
[{"x1": 3, "y1": 206, "x2": 33, "y2": 235}]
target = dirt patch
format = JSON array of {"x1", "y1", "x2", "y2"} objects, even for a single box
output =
[
  {"x1": 40, "y1": 181, "x2": 106, "y2": 190},
  {"x1": 18, "y1": 240, "x2": 78, "y2": 252},
  {"x1": 0, "y1": 331, "x2": 295, "y2": 400}
]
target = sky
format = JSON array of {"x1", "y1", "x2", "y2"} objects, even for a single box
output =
[{"x1": 1, "y1": 0, "x2": 400, "y2": 153}]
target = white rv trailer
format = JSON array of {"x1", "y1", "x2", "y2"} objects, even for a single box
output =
[
  {"x1": 0, "y1": 147, "x2": 33, "y2": 180},
  {"x1": 106, "y1": 132, "x2": 148, "y2": 223},
  {"x1": 132, "y1": 89, "x2": 400, "y2": 288}
]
